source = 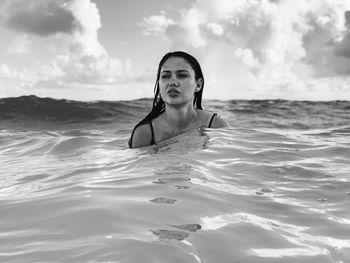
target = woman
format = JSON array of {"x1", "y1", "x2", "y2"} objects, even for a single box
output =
[{"x1": 128, "y1": 51, "x2": 229, "y2": 148}]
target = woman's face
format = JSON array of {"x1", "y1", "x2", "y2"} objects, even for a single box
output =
[{"x1": 159, "y1": 57, "x2": 202, "y2": 107}]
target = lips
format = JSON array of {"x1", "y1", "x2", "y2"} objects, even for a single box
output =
[{"x1": 167, "y1": 88, "x2": 180, "y2": 95}]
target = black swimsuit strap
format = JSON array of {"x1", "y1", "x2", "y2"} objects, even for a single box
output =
[
  {"x1": 208, "y1": 113, "x2": 217, "y2": 128},
  {"x1": 128, "y1": 129, "x2": 135, "y2": 148},
  {"x1": 128, "y1": 120, "x2": 155, "y2": 148},
  {"x1": 149, "y1": 120, "x2": 155, "y2": 145}
]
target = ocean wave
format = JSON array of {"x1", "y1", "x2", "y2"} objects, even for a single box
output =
[
  {"x1": 0, "y1": 95, "x2": 147, "y2": 127},
  {"x1": 1, "y1": 95, "x2": 350, "y2": 130}
]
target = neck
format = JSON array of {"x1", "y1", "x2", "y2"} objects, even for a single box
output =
[{"x1": 164, "y1": 103, "x2": 197, "y2": 130}]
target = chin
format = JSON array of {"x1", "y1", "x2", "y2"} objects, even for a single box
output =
[
  {"x1": 165, "y1": 95, "x2": 180, "y2": 102},
  {"x1": 165, "y1": 100, "x2": 182, "y2": 106},
  {"x1": 165, "y1": 97, "x2": 193, "y2": 107}
]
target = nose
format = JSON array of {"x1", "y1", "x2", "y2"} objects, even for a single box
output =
[{"x1": 169, "y1": 76, "x2": 179, "y2": 87}]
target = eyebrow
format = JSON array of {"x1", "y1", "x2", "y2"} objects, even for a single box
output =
[{"x1": 160, "y1": 70, "x2": 190, "y2": 74}]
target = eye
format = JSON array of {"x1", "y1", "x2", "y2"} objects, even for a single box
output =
[
  {"x1": 160, "y1": 74, "x2": 170, "y2": 79},
  {"x1": 178, "y1": 73, "x2": 188, "y2": 78}
]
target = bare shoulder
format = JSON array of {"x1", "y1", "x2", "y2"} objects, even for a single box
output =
[
  {"x1": 198, "y1": 110, "x2": 230, "y2": 128},
  {"x1": 210, "y1": 114, "x2": 230, "y2": 128},
  {"x1": 129, "y1": 123, "x2": 153, "y2": 148}
]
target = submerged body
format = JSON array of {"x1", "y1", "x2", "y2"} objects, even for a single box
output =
[{"x1": 132, "y1": 110, "x2": 225, "y2": 147}]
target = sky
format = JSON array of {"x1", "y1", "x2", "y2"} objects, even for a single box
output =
[{"x1": 0, "y1": 0, "x2": 350, "y2": 101}]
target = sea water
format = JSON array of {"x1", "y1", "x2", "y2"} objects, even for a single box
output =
[{"x1": 0, "y1": 96, "x2": 350, "y2": 262}]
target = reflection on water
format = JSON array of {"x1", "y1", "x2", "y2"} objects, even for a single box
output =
[
  {"x1": 151, "y1": 229, "x2": 190, "y2": 241},
  {"x1": 150, "y1": 197, "x2": 177, "y2": 204},
  {"x1": 1, "y1": 125, "x2": 350, "y2": 262}
]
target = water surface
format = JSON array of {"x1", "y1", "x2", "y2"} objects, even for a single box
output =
[{"x1": 1, "y1": 96, "x2": 350, "y2": 262}]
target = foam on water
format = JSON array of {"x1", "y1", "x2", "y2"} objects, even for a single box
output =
[{"x1": 1, "y1": 96, "x2": 350, "y2": 262}]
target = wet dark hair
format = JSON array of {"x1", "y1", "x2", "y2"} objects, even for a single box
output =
[{"x1": 128, "y1": 51, "x2": 205, "y2": 148}]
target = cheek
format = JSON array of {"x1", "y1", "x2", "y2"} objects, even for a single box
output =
[
  {"x1": 159, "y1": 82, "x2": 166, "y2": 90},
  {"x1": 185, "y1": 81, "x2": 197, "y2": 92},
  {"x1": 158, "y1": 84, "x2": 166, "y2": 97},
  {"x1": 159, "y1": 80, "x2": 168, "y2": 89}
]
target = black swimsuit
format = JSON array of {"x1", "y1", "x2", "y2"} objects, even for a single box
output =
[{"x1": 129, "y1": 113, "x2": 217, "y2": 148}]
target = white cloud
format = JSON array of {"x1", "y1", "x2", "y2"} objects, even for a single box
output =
[
  {"x1": 51, "y1": 0, "x2": 127, "y2": 84},
  {"x1": 0, "y1": 0, "x2": 141, "y2": 88},
  {"x1": 0, "y1": 0, "x2": 80, "y2": 36},
  {"x1": 55, "y1": 53, "x2": 124, "y2": 84},
  {"x1": 0, "y1": 64, "x2": 13, "y2": 78},
  {"x1": 0, "y1": 64, "x2": 40, "y2": 83},
  {"x1": 65, "y1": 0, "x2": 105, "y2": 57},
  {"x1": 0, "y1": 64, "x2": 42, "y2": 97},
  {"x1": 7, "y1": 34, "x2": 31, "y2": 53},
  {"x1": 234, "y1": 48, "x2": 261, "y2": 69},
  {"x1": 141, "y1": 0, "x2": 350, "y2": 100},
  {"x1": 207, "y1": 23, "x2": 224, "y2": 36},
  {"x1": 181, "y1": 8, "x2": 208, "y2": 48},
  {"x1": 140, "y1": 13, "x2": 176, "y2": 36}
]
